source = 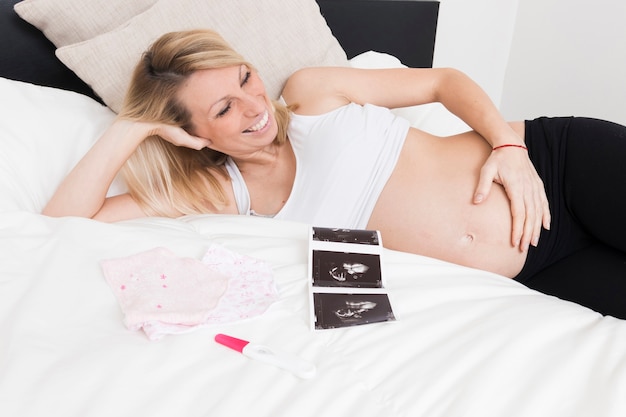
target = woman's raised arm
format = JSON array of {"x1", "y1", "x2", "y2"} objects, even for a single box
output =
[
  {"x1": 285, "y1": 66, "x2": 520, "y2": 147},
  {"x1": 42, "y1": 119, "x2": 211, "y2": 222},
  {"x1": 283, "y1": 66, "x2": 550, "y2": 252}
]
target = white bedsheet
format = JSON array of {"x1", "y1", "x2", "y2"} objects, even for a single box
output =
[{"x1": 2, "y1": 212, "x2": 625, "y2": 417}]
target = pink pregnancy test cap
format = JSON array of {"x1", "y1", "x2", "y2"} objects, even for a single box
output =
[{"x1": 215, "y1": 333, "x2": 250, "y2": 353}]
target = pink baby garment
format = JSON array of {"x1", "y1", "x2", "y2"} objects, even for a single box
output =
[
  {"x1": 101, "y1": 245, "x2": 279, "y2": 340},
  {"x1": 101, "y1": 247, "x2": 229, "y2": 339}
]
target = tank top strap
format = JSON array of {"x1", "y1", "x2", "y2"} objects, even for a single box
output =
[{"x1": 224, "y1": 157, "x2": 251, "y2": 215}]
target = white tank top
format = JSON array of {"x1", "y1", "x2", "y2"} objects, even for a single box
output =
[{"x1": 225, "y1": 102, "x2": 410, "y2": 228}]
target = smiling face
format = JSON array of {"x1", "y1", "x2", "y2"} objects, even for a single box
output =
[{"x1": 176, "y1": 64, "x2": 279, "y2": 159}]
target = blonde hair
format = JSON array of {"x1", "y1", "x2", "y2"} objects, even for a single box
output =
[{"x1": 118, "y1": 29, "x2": 291, "y2": 216}]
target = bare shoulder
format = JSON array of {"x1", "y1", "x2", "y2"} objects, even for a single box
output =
[{"x1": 281, "y1": 67, "x2": 352, "y2": 115}]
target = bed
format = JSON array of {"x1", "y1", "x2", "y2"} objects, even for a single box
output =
[{"x1": 1, "y1": 1, "x2": 626, "y2": 416}]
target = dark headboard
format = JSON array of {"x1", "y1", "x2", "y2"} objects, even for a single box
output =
[
  {"x1": 316, "y1": 0, "x2": 439, "y2": 68},
  {"x1": 0, "y1": 0, "x2": 97, "y2": 99},
  {"x1": 0, "y1": 0, "x2": 438, "y2": 100}
]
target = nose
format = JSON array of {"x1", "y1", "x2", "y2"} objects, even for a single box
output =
[{"x1": 242, "y1": 92, "x2": 266, "y2": 117}]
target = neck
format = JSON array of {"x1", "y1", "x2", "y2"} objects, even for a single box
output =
[{"x1": 232, "y1": 141, "x2": 289, "y2": 173}]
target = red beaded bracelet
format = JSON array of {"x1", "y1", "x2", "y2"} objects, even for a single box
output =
[{"x1": 492, "y1": 144, "x2": 528, "y2": 151}]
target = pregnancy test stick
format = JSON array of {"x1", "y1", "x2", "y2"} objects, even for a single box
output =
[{"x1": 215, "y1": 333, "x2": 316, "y2": 379}]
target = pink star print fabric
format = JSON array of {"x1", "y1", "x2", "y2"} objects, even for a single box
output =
[{"x1": 100, "y1": 245, "x2": 279, "y2": 340}]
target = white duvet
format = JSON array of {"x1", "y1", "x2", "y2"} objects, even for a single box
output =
[
  {"x1": 2, "y1": 212, "x2": 626, "y2": 417},
  {"x1": 1, "y1": 75, "x2": 626, "y2": 417}
]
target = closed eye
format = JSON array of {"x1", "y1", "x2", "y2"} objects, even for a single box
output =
[
  {"x1": 242, "y1": 70, "x2": 251, "y2": 86},
  {"x1": 217, "y1": 102, "x2": 231, "y2": 117}
]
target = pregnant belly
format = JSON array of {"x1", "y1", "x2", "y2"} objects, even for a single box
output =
[{"x1": 367, "y1": 128, "x2": 527, "y2": 278}]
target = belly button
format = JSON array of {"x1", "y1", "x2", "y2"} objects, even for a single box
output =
[{"x1": 462, "y1": 233, "x2": 475, "y2": 244}]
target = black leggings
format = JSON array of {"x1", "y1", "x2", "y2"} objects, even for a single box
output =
[{"x1": 514, "y1": 117, "x2": 626, "y2": 318}]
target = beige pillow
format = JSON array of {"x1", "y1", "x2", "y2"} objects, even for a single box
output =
[
  {"x1": 14, "y1": 0, "x2": 157, "y2": 47},
  {"x1": 55, "y1": 0, "x2": 348, "y2": 113}
]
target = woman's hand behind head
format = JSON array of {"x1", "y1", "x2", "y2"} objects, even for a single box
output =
[{"x1": 144, "y1": 122, "x2": 212, "y2": 150}]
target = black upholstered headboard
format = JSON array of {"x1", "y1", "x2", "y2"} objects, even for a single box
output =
[
  {"x1": 0, "y1": 0, "x2": 439, "y2": 101},
  {"x1": 0, "y1": 0, "x2": 97, "y2": 98},
  {"x1": 316, "y1": 0, "x2": 439, "y2": 68}
]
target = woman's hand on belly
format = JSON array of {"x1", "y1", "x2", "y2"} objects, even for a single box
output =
[
  {"x1": 370, "y1": 174, "x2": 528, "y2": 278},
  {"x1": 367, "y1": 128, "x2": 531, "y2": 277},
  {"x1": 473, "y1": 123, "x2": 551, "y2": 252}
]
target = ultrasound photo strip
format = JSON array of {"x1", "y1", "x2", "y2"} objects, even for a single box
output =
[{"x1": 308, "y1": 227, "x2": 396, "y2": 330}]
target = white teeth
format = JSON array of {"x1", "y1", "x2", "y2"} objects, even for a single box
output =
[{"x1": 245, "y1": 110, "x2": 269, "y2": 132}]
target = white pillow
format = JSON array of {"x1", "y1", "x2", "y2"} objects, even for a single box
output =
[
  {"x1": 349, "y1": 51, "x2": 470, "y2": 136},
  {"x1": 0, "y1": 77, "x2": 122, "y2": 213},
  {"x1": 14, "y1": 0, "x2": 157, "y2": 47},
  {"x1": 56, "y1": 0, "x2": 349, "y2": 113}
]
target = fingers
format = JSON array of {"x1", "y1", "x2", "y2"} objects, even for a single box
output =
[
  {"x1": 511, "y1": 188, "x2": 538, "y2": 252},
  {"x1": 473, "y1": 163, "x2": 496, "y2": 204},
  {"x1": 155, "y1": 124, "x2": 212, "y2": 150},
  {"x1": 508, "y1": 196, "x2": 525, "y2": 249},
  {"x1": 479, "y1": 150, "x2": 551, "y2": 252},
  {"x1": 542, "y1": 197, "x2": 552, "y2": 231},
  {"x1": 184, "y1": 135, "x2": 213, "y2": 150},
  {"x1": 511, "y1": 168, "x2": 550, "y2": 252}
]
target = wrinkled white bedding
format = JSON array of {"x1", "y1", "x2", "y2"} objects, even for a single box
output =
[
  {"x1": 2, "y1": 63, "x2": 626, "y2": 417},
  {"x1": 2, "y1": 212, "x2": 626, "y2": 417}
]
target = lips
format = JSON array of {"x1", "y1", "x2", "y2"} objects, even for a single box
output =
[{"x1": 243, "y1": 110, "x2": 269, "y2": 133}]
